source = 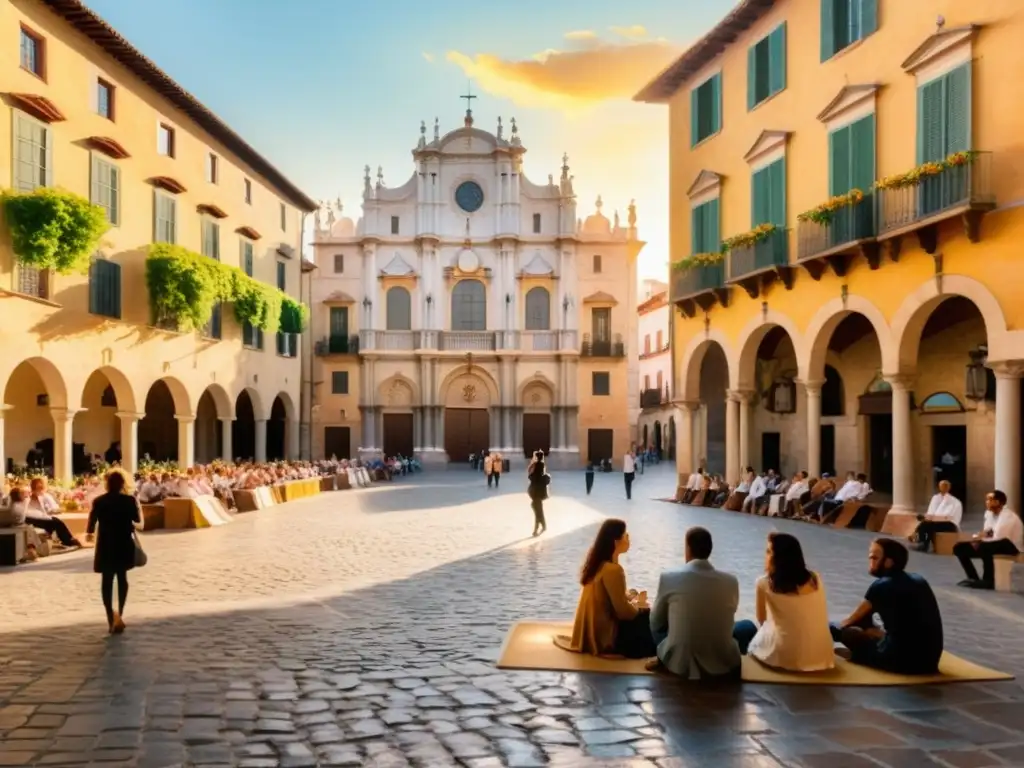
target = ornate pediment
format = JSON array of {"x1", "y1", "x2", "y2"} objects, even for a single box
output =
[
  {"x1": 743, "y1": 130, "x2": 791, "y2": 165},
  {"x1": 520, "y1": 252, "x2": 553, "y2": 276},
  {"x1": 817, "y1": 84, "x2": 881, "y2": 123},
  {"x1": 380, "y1": 252, "x2": 416, "y2": 277},
  {"x1": 687, "y1": 170, "x2": 723, "y2": 200},
  {"x1": 901, "y1": 24, "x2": 980, "y2": 75},
  {"x1": 582, "y1": 290, "x2": 619, "y2": 306}
]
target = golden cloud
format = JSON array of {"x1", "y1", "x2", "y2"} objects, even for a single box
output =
[
  {"x1": 446, "y1": 33, "x2": 682, "y2": 108},
  {"x1": 564, "y1": 30, "x2": 597, "y2": 41},
  {"x1": 609, "y1": 25, "x2": 648, "y2": 39}
]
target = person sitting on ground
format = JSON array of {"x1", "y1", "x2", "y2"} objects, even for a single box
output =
[
  {"x1": 953, "y1": 489, "x2": 1023, "y2": 590},
  {"x1": 647, "y1": 526, "x2": 742, "y2": 680},
  {"x1": 780, "y1": 471, "x2": 810, "y2": 518},
  {"x1": 680, "y1": 468, "x2": 704, "y2": 504},
  {"x1": 25, "y1": 477, "x2": 81, "y2": 548},
  {"x1": 566, "y1": 519, "x2": 656, "y2": 658},
  {"x1": 831, "y1": 538, "x2": 943, "y2": 674},
  {"x1": 733, "y1": 532, "x2": 835, "y2": 672},
  {"x1": 912, "y1": 480, "x2": 963, "y2": 552},
  {"x1": 800, "y1": 473, "x2": 837, "y2": 519},
  {"x1": 723, "y1": 468, "x2": 754, "y2": 511},
  {"x1": 742, "y1": 469, "x2": 771, "y2": 514}
]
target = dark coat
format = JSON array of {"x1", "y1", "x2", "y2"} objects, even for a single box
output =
[
  {"x1": 87, "y1": 492, "x2": 141, "y2": 574},
  {"x1": 528, "y1": 462, "x2": 551, "y2": 501}
]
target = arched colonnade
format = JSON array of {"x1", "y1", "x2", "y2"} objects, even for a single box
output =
[{"x1": 674, "y1": 276, "x2": 1024, "y2": 515}]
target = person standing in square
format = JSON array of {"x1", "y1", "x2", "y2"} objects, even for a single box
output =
[{"x1": 623, "y1": 446, "x2": 636, "y2": 500}]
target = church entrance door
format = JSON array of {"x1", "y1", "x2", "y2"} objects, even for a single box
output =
[
  {"x1": 383, "y1": 413, "x2": 414, "y2": 459},
  {"x1": 444, "y1": 408, "x2": 489, "y2": 463},
  {"x1": 522, "y1": 413, "x2": 551, "y2": 458}
]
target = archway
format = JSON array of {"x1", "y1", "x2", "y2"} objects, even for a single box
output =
[
  {"x1": 233, "y1": 390, "x2": 257, "y2": 461},
  {"x1": 196, "y1": 385, "x2": 231, "y2": 463},
  {"x1": 267, "y1": 396, "x2": 288, "y2": 461},
  {"x1": 139, "y1": 379, "x2": 189, "y2": 464},
  {"x1": 73, "y1": 369, "x2": 128, "y2": 473},
  {"x1": 806, "y1": 310, "x2": 885, "y2": 489},
  {"x1": 695, "y1": 343, "x2": 729, "y2": 474},
  {"x1": 2, "y1": 358, "x2": 68, "y2": 477},
  {"x1": 441, "y1": 369, "x2": 496, "y2": 462}
]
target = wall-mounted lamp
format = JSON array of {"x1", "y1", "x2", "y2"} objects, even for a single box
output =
[
  {"x1": 562, "y1": 296, "x2": 570, "y2": 311},
  {"x1": 362, "y1": 297, "x2": 372, "y2": 308},
  {"x1": 426, "y1": 293, "x2": 433, "y2": 305},
  {"x1": 505, "y1": 293, "x2": 512, "y2": 305},
  {"x1": 965, "y1": 347, "x2": 988, "y2": 401}
]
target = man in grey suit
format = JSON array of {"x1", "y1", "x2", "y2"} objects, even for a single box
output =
[{"x1": 648, "y1": 526, "x2": 742, "y2": 680}]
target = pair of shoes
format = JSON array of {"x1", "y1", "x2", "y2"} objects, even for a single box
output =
[
  {"x1": 109, "y1": 612, "x2": 126, "y2": 634},
  {"x1": 957, "y1": 578, "x2": 988, "y2": 589}
]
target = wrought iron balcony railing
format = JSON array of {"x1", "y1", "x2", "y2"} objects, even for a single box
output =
[
  {"x1": 670, "y1": 263, "x2": 724, "y2": 303},
  {"x1": 314, "y1": 334, "x2": 359, "y2": 355},
  {"x1": 797, "y1": 195, "x2": 876, "y2": 261},
  {"x1": 728, "y1": 228, "x2": 790, "y2": 281},
  {"x1": 581, "y1": 334, "x2": 626, "y2": 358}
]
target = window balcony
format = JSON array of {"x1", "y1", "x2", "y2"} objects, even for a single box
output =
[
  {"x1": 581, "y1": 334, "x2": 625, "y2": 358},
  {"x1": 439, "y1": 331, "x2": 496, "y2": 351},
  {"x1": 640, "y1": 387, "x2": 669, "y2": 409},
  {"x1": 314, "y1": 334, "x2": 359, "y2": 356},
  {"x1": 670, "y1": 262, "x2": 728, "y2": 318},
  {"x1": 797, "y1": 194, "x2": 879, "y2": 279},
  {"x1": 876, "y1": 151, "x2": 996, "y2": 257},
  {"x1": 359, "y1": 330, "x2": 416, "y2": 351},
  {"x1": 726, "y1": 227, "x2": 794, "y2": 299}
]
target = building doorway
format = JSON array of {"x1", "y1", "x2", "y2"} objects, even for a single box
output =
[
  {"x1": 587, "y1": 428, "x2": 614, "y2": 464},
  {"x1": 868, "y1": 414, "x2": 893, "y2": 494},
  {"x1": 760, "y1": 431, "x2": 781, "y2": 473},
  {"x1": 444, "y1": 408, "x2": 489, "y2": 462},
  {"x1": 932, "y1": 425, "x2": 967, "y2": 509},
  {"x1": 819, "y1": 424, "x2": 836, "y2": 477},
  {"x1": 383, "y1": 413, "x2": 414, "y2": 458},
  {"x1": 324, "y1": 426, "x2": 351, "y2": 460},
  {"x1": 522, "y1": 413, "x2": 551, "y2": 458}
]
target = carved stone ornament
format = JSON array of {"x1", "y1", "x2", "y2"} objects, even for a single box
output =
[{"x1": 462, "y1": 384, "x2": 477, "y2": 403}]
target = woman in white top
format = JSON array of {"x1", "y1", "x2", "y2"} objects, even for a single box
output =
[{"x1": 732, "y1": 532, "x2": 836, "y2": 671}]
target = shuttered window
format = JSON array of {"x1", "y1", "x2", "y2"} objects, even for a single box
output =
[
  {"x1": 89, "y1": 258, "x2": 121, "y2": 319},
  {"x1": 276, "y1": 261, "x2": 286, "y2": 291},
  {"x1": 751, "y1": 159, "x2": 786, "y2": 228},
  {"x1": 747, "y1": 23, "x2": 787, "y2": 109},
  {"x1": 276, "y1": 332, "x2": 296, "y2": 357},
  {"x1": 821, "y1": 0, "x2": 878, "y2": 61},
  {"x1": 153, "y1": 191, "x2": 176, "y2": 244},
  {"x1": 829, "y1": 114, "x2": 876, "y2": 195},
  {"x1": 243, "y1": 323, "x2": 263, "y2": 350},
  {"x1": 241, "y1": 239, "x2": 254, "y2": 276},
  {"x1": 201, "y1": 218, "x2": 220, "y2": 260},
  {"x1": 690, "y1": 73, "x2": 722, "y2": 147},
  {"x1": 917, "y1": 63, "x2": 971, "y2": 163},
  {"x1": 386, "y1": 286, "x2": 412, "y2": 330},
  {"x1": 690, "y1": 199, "x2": 720, "y2": 254},
  {"x1": 14, "y1": 112, "x2": 52, "y2": 192},
  {"x1": 332, "y1": 371, "x2": 349, "y2": 395},
  {"x1": 90, "y1": 155, "x2": 120, "y2": 225}
]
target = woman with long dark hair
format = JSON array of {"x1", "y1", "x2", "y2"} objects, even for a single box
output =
[
  {"x1": 85, "y1": 469, "x2": 144, "y2": 635},
  {"x1": 733, "y1": 532, "x2": 834, "y2": 671},
  {"x1": 565, "y1": 518, "x2": 656, "y2": 658},
  {"x1": 527, "y1": 451, "x2": 549, "y2": 537}
]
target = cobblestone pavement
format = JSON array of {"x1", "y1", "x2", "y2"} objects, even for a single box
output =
[{"x1": 2, "y1": 464, "x2": 1024, "y2": 767}]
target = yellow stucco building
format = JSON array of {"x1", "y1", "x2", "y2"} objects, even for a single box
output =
[
  {"x1": 638, "y1": 0, "x2": 1024, "y2": 522},
  {"x1": 1, "y1": 0, "x2": 317, "y2": 482}
]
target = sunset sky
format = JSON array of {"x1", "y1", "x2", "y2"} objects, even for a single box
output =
[{"x1": 87, "y1": 0, "x2": 738, "y2": 279}]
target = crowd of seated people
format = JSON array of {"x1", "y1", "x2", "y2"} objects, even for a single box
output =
[{"x1": 565, "y1": 519, "x2": 947, "y2": 679}]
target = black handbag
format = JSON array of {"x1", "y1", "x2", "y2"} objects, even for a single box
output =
[{"x1": 133, "y1": 532, "x2": 147, "y2": 568}]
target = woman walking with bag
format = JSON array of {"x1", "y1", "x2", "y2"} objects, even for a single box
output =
[
  {"x1": 528, "y1": 451, "x2": 550, "y2": 537},
  {"x1": 85, "y1": 469, "x2": 145, "y2": 635}
]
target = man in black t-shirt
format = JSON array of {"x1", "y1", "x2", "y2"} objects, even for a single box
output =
[{"x1": 830, "y1": 538, "x2": 944, "y2": 674}]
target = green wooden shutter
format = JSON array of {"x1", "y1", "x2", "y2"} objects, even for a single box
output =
[
  {"x1": 850, "y1": 114, "x2": 876, "y2": 192},
  {"x1": 770, "y1": 160, "x2": 786, "y2": 227},
  {"x1": 690, "y1": 87, "x2": 700, "y2": 147},
  {"x1": 751, "y1": 168, "x2": 769, "y2": 226},
  {"x1": 109, "y1": 261, "x2": 122, "y2": 318},
  {"x1": 820, "y1": 0, "x2": 835, "y2": 61},
  {"x1": 861, "y1": 0, "x2": 878, "y2": 36},
  {"x1": 769, "y1": 23, "x2": 787, "y2": 96},
  {"x1": 710, "y1": 74, "x2": 722, "y2": 134},
  {"x1": 829, "y1": 125, "x2": 852, "y2": 196},
  {"x1": 944, "y1": 64, "x2": 971, "y2": 154},
  {"x1": 747, "y1": 46, "x2": 757, "y2": 110},
  {"x1": 917, "y1": 79, "x2": 945, "y2": 163},
  {"x1": 706, "y1": 198, "x2": 720, "y2": 251},
  {"x1": 691, "y1": 206, "x2": 702, "y2": 253}
]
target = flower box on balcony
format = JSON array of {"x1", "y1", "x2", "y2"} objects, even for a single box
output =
[
  {"x1": 726, "y1": 227, "x2": 793, "y2": 299},
  {"x1": 796, "y1": 190, "x2": 879, "y2": 278}
]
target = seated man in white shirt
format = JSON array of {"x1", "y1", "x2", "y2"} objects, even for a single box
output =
[
  {"x1": 25, "y1": 477, "x2": 81, "y2": 548},
  {"x1": 812, "y1": 472, "x2": 871, "y2": 521},
  {"x1": 953, "y1": 489, "x2": 1024, "y2": 589},
  {"x1": 780, "y1": 472, "x2": 810, "y2": 518},
  {"x1": 680, "y1": 468, "x2": 704, "y2": 504},
  {"x1": 741, "y1": 471, "x2": 769, "y2": 513},
  {"x1": 912, "y1": 480, "x2": 963, "y2": 552}
]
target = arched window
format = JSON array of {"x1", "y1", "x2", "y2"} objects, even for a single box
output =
[
  {"x1": 386, "y1": 286, "x2": 411, "y2": 331},
  {"x1": 524, "y1": 286, "x2": 550, "y2": 330},
  {"x1": 451, "y1": 279, "x2": 486, "y2": 331},
  {"x1": 920, "y1": 392, "x2": 965, "y2": 414},
  {"x1": 822, "y1": 365, "x2": 845, "y2": 416}
]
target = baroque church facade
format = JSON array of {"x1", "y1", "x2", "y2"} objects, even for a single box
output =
[{"x1": 308, "y1": 104, "x2": 642, "y2": 468}]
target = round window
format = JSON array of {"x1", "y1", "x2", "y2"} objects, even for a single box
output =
[{"x1": 455, "y1": 181, "x2": 484, "y2": 213}]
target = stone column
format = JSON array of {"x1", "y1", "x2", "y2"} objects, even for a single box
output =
[
  {"x1": 725, "y1": 392, "x2": 740, "y2": 483},
  {"x1": 992, "y1": 362, "x2": 1024, "y2": 511},
  {"x1": 176, "y1": 414, "x2": 196, "y2": 469},
  {"x1": 801, "y1": 379, "x2": 824, "y2": 479},
  {"x1": 254, "y1": 418, "x2": 267, "y2": 463},
  {"x1": 219, "y1": 417, "x2": 234, "y2": 462},
  {"x1": 374, "y1": 407, "x2": 384, "y2": 453},
  {"x1": 412, "y1": 406, "x2": 422, "y2": 453},
  {"x1": 565, "y1": 407, "x2": 579, "y2": 451},
  {"x1": 435, "y1": 406, "x2": 445, "y2": 455},
  {"x1": 0, "y1": 405, "x2": 8, "y2": 477},
  {"x1": 674, "y1": 402, "x2": 698, "y2": 486},
  {"x1": 884, "y1": 374, "x2": 915, "y2": 515},
  {"x1": 51, "y1": 408, "x2": 76, "y2": 484},
  {"x1": 287, "y1": 416, "x2": 300, "y2": 460},
  {"x1": 737, "y1": 390, "x2": 753, "y2": 471},
  {"x1": 551, "y1": 406, "x2": 562, "y2": 450},
  {"x1": 116, "y1": 411, "x2": 144, "y2": 474}
]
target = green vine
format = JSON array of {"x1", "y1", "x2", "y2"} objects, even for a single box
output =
[
  {"x1": 1, "y1": 187, "x2": 109, "y2": 273},
  {"x1": 145, "y1": 243, "x2": 306, "y2": 335}
]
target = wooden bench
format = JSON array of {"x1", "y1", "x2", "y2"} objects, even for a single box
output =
[
  {"x1": 823, "y1": 501, "x2": 890, "y2": 532},
  {"x1": 994, "y1": 554, "x2": 1024, "y2": 593},
  {"x1": 163, "y1": 496, "x2": 233, "y2": 529},
  {"x1": 141, "y1": 504, "x2": 165, "y2": 531},
  {"x1": 0, "y1": 525, "x2": 28, "y2": 566},
  {"x1": 879, "y1": 511, "x2": 918, "y2": 538},
  {"x1": 933, "y1": 531, "x2": 974, "y2": 556},
  {"x1": 335, "y1": 472, "x2": 351, "y2": 490}
]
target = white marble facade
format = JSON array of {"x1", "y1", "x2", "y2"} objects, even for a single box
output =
[{"x1": 310, "y1": 106, "x2": 641, "y2": 468}]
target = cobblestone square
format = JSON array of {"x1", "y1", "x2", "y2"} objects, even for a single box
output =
[{"x1": 2, "y1": 466, "x2": 1024, "y2": 767}]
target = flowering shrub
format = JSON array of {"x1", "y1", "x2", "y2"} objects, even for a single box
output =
[
  {"x1": 875, "y1": 151, "x2": 979, "y2": 191},
  {"x1": 671, "y1": 251, "x2": 724, "y2": 272},
  {"x1": 721, "y1": 222, "x2": 776, "y2": 253},
  {"x1": 797, "y1": 188, "x2": 866, "y2": 226}
]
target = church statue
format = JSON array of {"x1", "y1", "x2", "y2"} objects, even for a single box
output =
[
  {"x1": 496, "y1": 116, "x2": 503, "y2": 140},
  {"x1": 614, "y1": 210, "x2": 620, "y2": 229},
  {"x1": 628, "y1": 199, "x2": 637, "y2": 227}
]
